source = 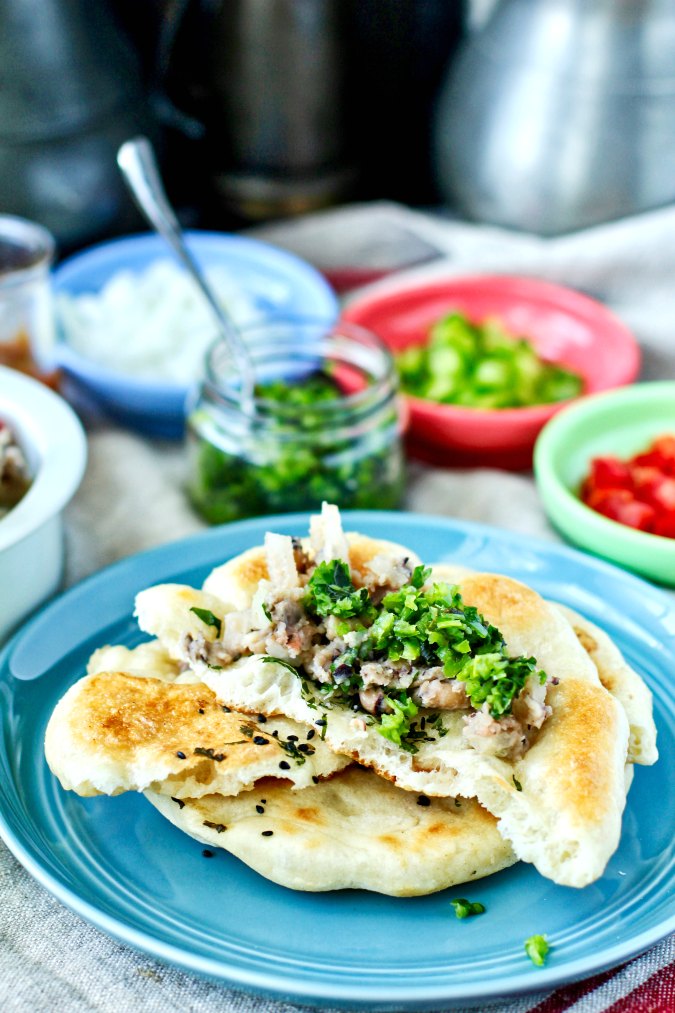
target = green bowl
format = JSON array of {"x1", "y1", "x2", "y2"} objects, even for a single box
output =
[{"x1": 534, "y1": 381, "x2": 675, "y2": 586}]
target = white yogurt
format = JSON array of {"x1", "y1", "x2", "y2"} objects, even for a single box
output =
[{"x1": 56, "y1": 259, "x2": 259, "y2": 382}]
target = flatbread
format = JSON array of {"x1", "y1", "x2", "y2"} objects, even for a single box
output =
[
  {"x1": 145, "y1": 765, "x2": 517, "y2": 895},
  {"x1": 45, "y1": 671, "x2": 350, "y2": 798},
  {"x1": 86, "y1": 638, "x2": 182, "y2": 681},
  {"x1": 429, "y1": 564, "x2": 658, "y2": 767},
  {"x1": 553, "y1": 603, "x2": 658, "y2": 766},
  {"x1": 202, "y1": 531, "x2": 422, "y2": 604},
  {"x1": 137, "y1": 562, "x2": 630, "y2": 888}
]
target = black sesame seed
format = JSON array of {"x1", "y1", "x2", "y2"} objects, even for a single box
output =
[
  {"x1": 257, "y1": 713, "x2": 268, "y2": 723},
  {"x1": 253, "y1": 735, "x2": 269, "y2": 745},
  {"x1": 315, "y1": 718, "x2": 327, "y2": 726},
  {"x1": 198, "y1": 708, "x2": 204, "y2": 714},
  {"x1": 176, "y1": 751, "x2": 186, "y2": 759},
  {"x1": 312, "y1": 776, "x2": 319, "y2": 784},
  {"x1": 202, "y1": 849, "x2": 214, "y2": 858},
  {"x1": 221, "y1": 705, "x2": 231, "y2": 713},
  {"x1": 297, "y1": 743, "x2": 315, "y2": 754},
  {"x1": 272, "y1": 729, "x2": 280, "y2": 738},
  {"x1": 306, "y1": 729, "x2": 315, "y2": 740},
  {"x1": 279, "y1": 760, "x2": 291, "y2": 770},
  {"x1": 261, "y1": 830, "x2": 274, "y2": 837},
  {"x1": 287, "y1": 734, "x2": 299, "y2": 742},
  {"x1": 417, "y1": 795, "x2": 431, "y2": 807},
  {"x1": 256, "y1": 804, "x2": 265, "y2": 814},
  {"x1": 260, "y1": 798, "x2": 266, "y2": 803},
  {"x1": 171, "y1": 797, "x2": 185, "y2": 809}
]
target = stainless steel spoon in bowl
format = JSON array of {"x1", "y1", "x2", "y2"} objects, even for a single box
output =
[{"x1": 116, "y1": 136, "x2": 256, "y2": 409}]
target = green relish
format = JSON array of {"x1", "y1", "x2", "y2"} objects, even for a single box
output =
[
  {"x1": 187, "y1": 369, "x2": 403, "y2": 524},
  {"x1": 396, "y1": 311, "x2": 583, "y2": 409},
  {"x1": 524, "y1": 934, "x2": 550, "y2": 967},
  {"x1": 293, "y1": 560, "x2": 547, "y2": 752}
]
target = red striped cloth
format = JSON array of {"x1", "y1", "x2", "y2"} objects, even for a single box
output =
[{"x1": 463, "y1": 934, "x2": 675, "y2": 1013}]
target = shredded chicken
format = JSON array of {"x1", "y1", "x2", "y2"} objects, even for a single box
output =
[
  {"x1": 363, "y1": 553, "x2": 413, "y2": 599},
  {"x1": 411, "y1": 677, "x2": 469, "y2": 710},
  {"x1": 462, "y1": 708, "x2": 528, "y2": 761},
  {"x1": 183, "y1": 506, "x2": 552, "y2": 760}
]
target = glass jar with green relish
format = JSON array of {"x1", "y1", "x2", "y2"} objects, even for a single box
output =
[{"x1": 186, "y1": 318, "x2": 405, "y2": 523}]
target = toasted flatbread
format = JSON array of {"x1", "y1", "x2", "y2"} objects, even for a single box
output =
[
  {"x1": 145, "y1": 765, "x2": 517, "y2": 895},
  {"x1": 553, "y1": 603, "x2": 658, "y2": 766},
  {"x1": 429, "y1": 564, "x2": 657, "y2": 767},
  {"x1": 202, "y1": 531, "x2": 422, "y2": 604},
  {"x1": 137, "y1": 559, "x2": 630, "y2": 888},
  {"x1": 86, "y1": 638, "x2": 182, "y2": 681},
  {"x1": 45, "y1": 671, "x2": 350, "y2": 798}
]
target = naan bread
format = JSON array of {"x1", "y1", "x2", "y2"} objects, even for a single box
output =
[
  {"x1": 553, "y1": 603, "x2": 658, "y2": 766},
  {"x1": 45, "y1": 671, "x2": 350, "y2": 798},
  {"x1": 202, "y1": 531, "x2": 422, "y2": 605},
  {"x1": 146, "y1": 765, "x2": 517, "y2": 895},
  {"x1": 429, "y1": 564, "x2": 658, "y2": 767},
  {"x1": 137, "y1": 567, "x2": 630, "y2": 888},
  {"x1": 86, "y1": 638, "x2": 182, "y2": 681}
]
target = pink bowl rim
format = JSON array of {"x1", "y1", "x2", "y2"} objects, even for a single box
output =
[{"x1": 342, "y1": 272, "x2": 641, "y2": 429}]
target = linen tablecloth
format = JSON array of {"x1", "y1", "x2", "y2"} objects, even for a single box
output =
[{"x1": 2, "y1": 202, "x2": 674, "y2": 1012}]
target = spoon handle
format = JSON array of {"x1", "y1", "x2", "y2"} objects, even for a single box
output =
[{"x1": 117, "y1": 136, "x2": 255, "y2": 404}]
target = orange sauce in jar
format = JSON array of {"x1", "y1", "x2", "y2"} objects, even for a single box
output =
[{"x1": 0, "y1": 330, "x2": 60, "y2": 389}]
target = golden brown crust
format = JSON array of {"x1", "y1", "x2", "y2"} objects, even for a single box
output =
[
  {"x1": 145, "y1": 765, "x2": 517, "y2": 895},
  {"x1": 45, "y1": 671, "x2": 350, "y2": 797},
  {"x1": 526, "y1": 678, "x2": 625, "y2": 826}
]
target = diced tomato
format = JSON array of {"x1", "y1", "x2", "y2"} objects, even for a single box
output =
[
  {"x1": 587, "y1": 456, "x2": 633, "y2": 490},
  {"x1": 630, "y1": 467, "x2": 675, "y2": 508},
  {"x1": 632, "y1": 435, "x2": 675, "y2": 476},
  {"x1": 652, "y1": 511, "x2": 675, "y2": 538},
  {"x1": 582, "y1": 487, "x2": 656, "y2": 530},
  {"x1": 580, "y1": 433, "x2": 675, "y2": 539}
]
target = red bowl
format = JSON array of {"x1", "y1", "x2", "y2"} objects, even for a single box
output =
[{"x1": 342, "y1": 274, "x2": 641, "y2": 470}]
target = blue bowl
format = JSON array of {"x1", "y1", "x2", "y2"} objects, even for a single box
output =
[{"x1": 53, "y1": 231, "x2": 339, "y2": 438}]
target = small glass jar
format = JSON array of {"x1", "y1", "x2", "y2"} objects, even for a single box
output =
[
  {"x1": 0, "y1": 215, "x2": 58, "y2": 386},
  {"x1": 186, "y1": 318, "x2": 405, "y2": 523}
]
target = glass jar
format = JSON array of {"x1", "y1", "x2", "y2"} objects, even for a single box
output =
[
  {"x1": 186, "y1": 318, "x2": 405, "y2": 523},
  {"x1": 0, "y1": 215, "x2": 58, "y2": 386}
]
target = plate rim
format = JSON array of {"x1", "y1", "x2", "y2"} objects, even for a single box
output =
[{"x1": 1, "y1": 510, "x2": 674, "y2": 1008}]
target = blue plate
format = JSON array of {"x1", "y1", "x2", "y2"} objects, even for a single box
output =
[
  {"x1": 1, "y1": 513, "x2": 674, "y2": 1010},
  {"x1": 52, "y1": 232, "x2": 338, "y2": 437}
]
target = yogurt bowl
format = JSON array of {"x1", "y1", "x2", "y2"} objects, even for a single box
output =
[
  {"x1": 0, "y1": 367, "x2": 86, "y2": 642},
  {"x1": 53, "y1": 231, "x2": 338, "y2": 437}
]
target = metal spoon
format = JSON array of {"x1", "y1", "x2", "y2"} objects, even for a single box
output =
[{"x1": 116, "y1": 136, "x2": 255, "y2": 409}]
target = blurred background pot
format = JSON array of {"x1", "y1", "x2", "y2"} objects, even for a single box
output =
[
  {"x1": 0, "y1": 0, "x2": 153, "y2": 252},
  {"x1": 433, "y1": 0, "x2": 675, "y2": 235}
]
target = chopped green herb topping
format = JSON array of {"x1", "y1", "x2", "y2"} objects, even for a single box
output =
[
  {"x1": 524, "y1": 934, "x2": 550, "y2": 967},
  {"x1": 274, "y1": 559, "x2": 546, "y2": 751},
  {"x1": 189, "y1": 607, "x2": 221, "y2": 635},
  {"x1": 261, "y1": 656, "x2": 300, "y2": 674},
  {"x1": 451, "y1": 898, "x2": 486, "y2": 919},
  {"x1": 304, "y1": 560, "x2": 373, "y2": 619},
  {"x1": 513, "y1": 775, "x2": 523, "y2": 791},
  {"x1": 379, "y1": 694, "x2": 419, "y2": 748}
]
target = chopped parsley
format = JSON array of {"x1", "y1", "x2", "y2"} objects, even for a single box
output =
[
  {"x1": 524, "y1": 934, "x2": 550, "y2": 967},
  {"x1": 451, "y1": 898, "x2": 486, "y2": 919},
  {"x1": 513, "y1": 775, "x2": 523, "y2": 791},
  {"x1": 189, "y1": 607, "x2": 221, "y2": 635},
  {"x1": 261, "y1": 656, "x2": 300, "y2": 674},
  {"x1": 304, "y1": 560, "x2": 373, "y2": 619},
  {"x1": 378, "y1": 694, "x2": 419, "y2": 748},
  {"x1": 296, "y1": 560, "x2": 546, "y2": 749}
]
